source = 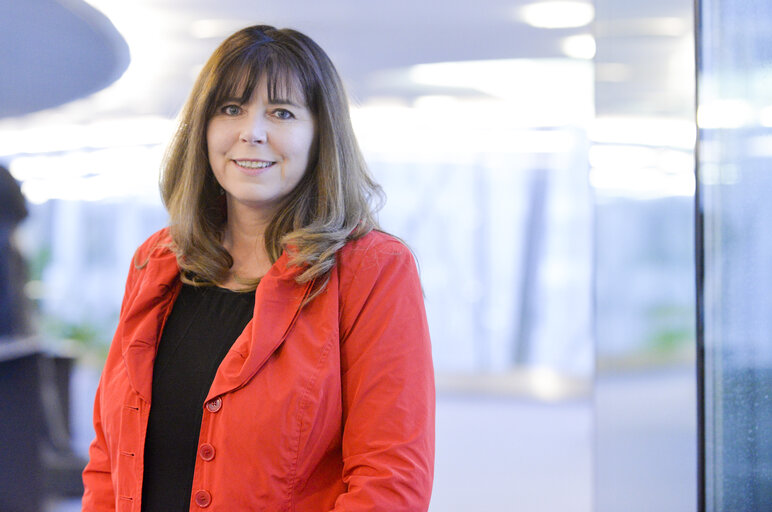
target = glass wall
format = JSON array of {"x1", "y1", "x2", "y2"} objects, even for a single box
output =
[
  {"x1": 593, "y1": 0, "x2": 697, "y2": 509},
  {"x1": 697, "y1": 0, "x2": 772, "y2": 509}
]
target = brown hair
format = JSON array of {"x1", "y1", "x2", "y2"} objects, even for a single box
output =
[{"x1": 160, "y1": 25, "x2": 383, "y2": 292}]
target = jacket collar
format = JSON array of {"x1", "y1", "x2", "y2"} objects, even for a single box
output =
[
  {"x1": 207, "y1": 253, "x2": 313, "y2": 401},
  {"x1": 121, "y1": 242, "x2": 312, "y2": 403}
]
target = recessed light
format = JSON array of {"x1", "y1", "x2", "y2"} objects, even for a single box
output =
[
  {"x1": 516, "y1": 1, "x2": 595, "y2": 29},
  {"x1": 561, "y1": 34, "x2": 596, "y2": 60}
]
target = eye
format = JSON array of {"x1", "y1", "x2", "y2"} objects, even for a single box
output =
[
  {"x1": 220, "y1": 104, "x2": 242, "y2": 116},
  {"x1": 273, "y1": 108, "x2": 295, "y2": 120}
]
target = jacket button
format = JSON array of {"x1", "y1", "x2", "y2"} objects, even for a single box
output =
[
  {"x1": 194, "y1": 489, "x2": 212, "y2": 508},
  {"x1": 198, "y1": 443, "x2": 215, "y2": 461},
  {"x1": 205, "y1": 397, "x2": 222, "y2": 413}
]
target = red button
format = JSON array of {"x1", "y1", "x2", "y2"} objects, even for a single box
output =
[
  {"x1": 194, "y1": 490, "x2": 212, "y2": 508},
  {"x1": 205, "y1": 397, "x2": 222, "y2": 413},
  {"x1": 198, "y1": 443, "x2": 215, "y2": 461}
]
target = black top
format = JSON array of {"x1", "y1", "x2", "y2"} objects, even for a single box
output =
[{"x1": 141, "y1": 283, "x2": 255, "y2": 512}]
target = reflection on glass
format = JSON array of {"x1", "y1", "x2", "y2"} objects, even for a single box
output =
[
  {"x1": 593, "y1": 0, "x2": 697, "y2": 509},
  {"x1": 698, "y1": 0, "x2": 772, "y2": 509}
]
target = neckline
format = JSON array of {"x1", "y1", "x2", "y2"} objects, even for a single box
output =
[{"x1": 181, "y1": 282, "x2": 254, "y2": 295}]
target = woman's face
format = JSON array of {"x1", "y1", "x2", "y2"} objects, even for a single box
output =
[{"x1": 206, "y1": 78, "x2": 316, "y2": 217}]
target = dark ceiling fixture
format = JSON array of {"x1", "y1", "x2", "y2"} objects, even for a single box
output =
[{"x1": 0, "y1": 0, "x2": 129, "y2": 118}]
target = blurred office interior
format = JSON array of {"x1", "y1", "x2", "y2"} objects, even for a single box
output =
[{"x1": 0, "y1": 0, "x2": 769, "y2": 510}]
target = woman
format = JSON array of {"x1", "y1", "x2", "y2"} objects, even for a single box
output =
[{"x1": 82, "y1": 25, "x2": 434, "y2": 511}]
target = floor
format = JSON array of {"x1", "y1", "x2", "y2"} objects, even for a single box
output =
[
  {"x1": 48, "y1": 367, "x2": 698, "y2": 512},
  {"x1": 50, "y1": 365, "x2": 593, "y2": 512}
]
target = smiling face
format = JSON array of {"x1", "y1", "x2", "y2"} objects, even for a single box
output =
[{"x1": 206, "y1": 78, "x2": 316, "y2": 220}]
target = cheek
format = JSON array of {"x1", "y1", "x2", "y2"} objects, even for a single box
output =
[
  {"x1": 294, "y1": 127, "x2": 316, "y2": 162},
  {"x1": 280, "y1": 133, "x2": 312, "y2": 163},
  {"x1": 206, "y1": 121, "x2": 228, "y2": 155}
]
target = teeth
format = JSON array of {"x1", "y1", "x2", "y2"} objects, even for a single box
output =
[{"x1": 235, "y1": 160, "x2": 274, "y2": 169}]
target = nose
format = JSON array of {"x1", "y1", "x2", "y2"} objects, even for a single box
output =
[{"x1": 240, "y1": 115, "x2": 267, "y2": 144}]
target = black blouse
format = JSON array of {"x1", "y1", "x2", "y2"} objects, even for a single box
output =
[{"x1": 141, "y1": 283, "x2": 255, "y2": 512}]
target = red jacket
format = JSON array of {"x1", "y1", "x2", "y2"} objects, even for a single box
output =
[{"x1": 82, "y1": 228, "x2": 435, "y2": 511}]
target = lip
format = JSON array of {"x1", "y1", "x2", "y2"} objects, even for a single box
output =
[{"x1": 232, "y1": 158, "x2": 276, "y2": 176}]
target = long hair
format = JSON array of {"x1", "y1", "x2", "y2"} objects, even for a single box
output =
[{"x1": 160, "y1": 25, "x2": 383, "y2": 292}]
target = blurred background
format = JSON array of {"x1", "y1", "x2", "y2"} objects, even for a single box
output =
[{"x1": 0, "y1": 0, "x2": 768, "y2": 510}]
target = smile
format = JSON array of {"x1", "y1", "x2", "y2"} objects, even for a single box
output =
[{"x1": 234, "y1": 159, "x2": 276, "y2": 169}]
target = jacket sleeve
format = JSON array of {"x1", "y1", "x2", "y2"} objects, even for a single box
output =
[
  {"x1": 82, "y1": 244, "x2": 145, "y2": 511},
  {"x1": 81, "y1": 376, "x2": 116, "y2": 511},
  {"x1": 332, "y1": 238, "x2": 435, "y2": 511}
]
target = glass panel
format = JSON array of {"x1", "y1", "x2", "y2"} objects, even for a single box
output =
[
  {"x1": 697, "y1": 0, "x2": 772, "y2": 509},
  {"x1": 593, "y1": 0, "x2": 697, "y2": 509}
]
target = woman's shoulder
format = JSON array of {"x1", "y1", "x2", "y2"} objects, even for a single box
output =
[
  {"x1": 133, "y1": 227, "x2": 175, "y2": 262},
  {"x1": 336, "y1": 229, "x2": 416, "y2": 282},
  {"x1": 124, "y1": 228, "x2": 178, "y2": 285},
  {"x1": 339, "y1": 229, "x2": 411, "y2": 264}
]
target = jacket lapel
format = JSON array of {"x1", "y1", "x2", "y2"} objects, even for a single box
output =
[
  {"x1": 121, "y1": 246, "x2": 181, "y2": 402},
  {"x1": 206, "y1": 251, "x2": 313, "y2": 401},
  {"x1": 119, "y1": 238, "x2": 311, "y2": 403}
]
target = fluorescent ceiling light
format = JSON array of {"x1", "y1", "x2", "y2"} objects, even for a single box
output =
[
  {"x1": 590, "y1": 145, "x2": 693, "y2": 176},
  {"x1": 407, "y1": 58, "x2": 594, "y2": 126},
  {"x1": 0, "y1": 116, "x2": 174, "y2": 156},
  {"x1": 591, "y1": 117, "x2": 696, "y2": 149},
  {"x1": 351, "y1": 100, "x2": 579, "y2": 158},
  {"x1": 561, "y1": 34, "x2": 596, "y2": 60},
  {"x1": 759, "y1": 106, "x2": 772, "y2": 127},
  {"x1": 10, "y1": 147, "x2": 163, "y2": 204},
  {"x1": 697, "y1": 100, "x2": 754, "y2": 129},
  {"x1": 589, "y1": 166, "x2": 695, "y2": 198},
  {"x1": 595, "y1": 17, "x2": 690, "y2": 37},
  {"x1": 517, "y1": 1, "x2": 595, "y2": 29}
]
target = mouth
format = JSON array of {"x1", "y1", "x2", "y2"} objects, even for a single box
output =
[{"x1": 233, "y1": 159, "x2": 276, "y2": 170}]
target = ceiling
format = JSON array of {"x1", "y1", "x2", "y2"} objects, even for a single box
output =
[{"x1": 0, "y1": 0, "x2": 694, "y2": 132}]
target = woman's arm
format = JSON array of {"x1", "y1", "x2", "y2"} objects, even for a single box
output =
[
  {"x1": 334, "y1": 237, "x2": 435, "y2": 511},
  {"x1": 81, "y1": 379, "x2": 116, "y2": 511}
]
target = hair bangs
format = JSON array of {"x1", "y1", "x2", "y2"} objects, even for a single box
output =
[{"x1": 209, "y1": 44, "x2": 316, "y2": 117}]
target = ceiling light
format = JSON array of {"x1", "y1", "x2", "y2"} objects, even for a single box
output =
[
  {"x1": 517, "y1": 1, "x2": 595, "y2": 29},
  {"x1": 406, "y1": 59, "x2": 593, "y2": 126},
  {"x1": 589, "y1": 166, "x2": 695, "y2": 198},
  {"x1": 595, "y1": 17, "x2": 690, "y2": 37},
  {"x1": 10, "y1": 147, "x2": 164, "y2": 204},
  {"x1": 561, "y1": 34, "x2": 596, "y2": 59},
  {"x1": 759, "y1": 106, "x2": 772, "y2": 127},
  {"x1": 0, "y1": 116, "x2": 174, "y2": 156},
  {"x1": 591, "y1": 117, "x2": 696, "y2": 149},
  {"x1": 350, "y1": 101, "x2": 578, "y2": 157},
  {"x1": 697, "y1": 100, "x2": 754, "y2": 129}
]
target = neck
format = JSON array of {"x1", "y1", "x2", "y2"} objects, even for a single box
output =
[{"x1": 222, "y1": 199, "x2": 275, "y2": 285}]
